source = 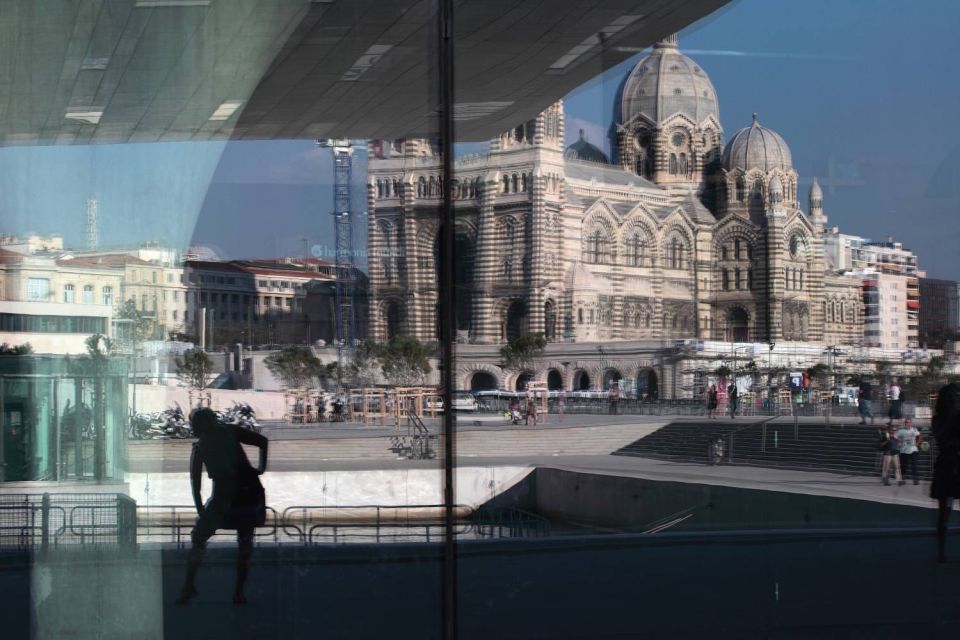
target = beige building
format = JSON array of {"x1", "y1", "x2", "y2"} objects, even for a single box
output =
[
  {"x1": 0, "y1": 248, "x2": 120, "y2": 354},
  {"x1": 367, "y1": 35, "x2": 864, "y2": 349},
  {"x1": 863, "y1": 271, "x2": 918, "y2": 351}
]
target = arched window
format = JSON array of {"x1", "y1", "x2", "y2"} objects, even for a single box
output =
[
  {"x1": 668, "y1": 238, "x2": 685, "y2": 269},
  {"x1": 520, "y1": 173, "x2": 527, "y2": 192},
  {"x1": 589, "y1": 309, "x2": 595, "y2": 324},
  {"x1": 512, "y1": 174, "x2": 519, "y2": 193},
  {"x1": 578, "y1": 308, "x2": 584, "y2": 324},
  {"x1": 721, "y1": 244, "x2": 728, "y2": 260},
  {"x1": 678, "y1": 153, "x2": 687, "y2": 176},
  {"x1": 669, "y1": 154, "x2": 678, "y2": 175},
  {"x1": 752, "y1": 178, "x2": 764, "y2": 200},
  {"x1": 839, "y1": 300, "x2": 845, "y2": 322},
  {"x1": 417, "y1": 176, "x2": 426, "y2": 197},
  {"x1": 736, "y1": 177, "x2": 746, "y2": 201},
  {"x1": 734, "y1": 239, "x2": 741, "y2": 259},
  {"x1": 626, "y1": 233, "x2": 645, "y2": 266},
  {"x1": 503, "y1": 219, "x2": 516, "y2": 245},
  {"x1": 585, "y1": 230, "x2": 604, "y2": 264},
  {"x1": 798, "y1": 270, "x2": 804, "y2": 290},
  {"x1": 734, "y1": 268, "x2": 741, "y2": 290},
  {"x1": 722, "y1": 269, "x2": 730, "y2": 291},
  {"x1": 502, "y1": 175, "x2": 510, "y2": 193},
  {"x1": 502, "y1": 259, "x2": 512, "y2": 280},
  {"x1": 747, "y1": 268, "x2": 754, "y2": 290}
]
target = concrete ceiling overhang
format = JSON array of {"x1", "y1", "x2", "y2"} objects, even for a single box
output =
[{"x1": 0, "y1": 0, "x2": 729, "y2": 146}]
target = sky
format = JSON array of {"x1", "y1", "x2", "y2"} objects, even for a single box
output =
[{"x1": 0, "y1": 0, "x2": 958, "y2": 278}]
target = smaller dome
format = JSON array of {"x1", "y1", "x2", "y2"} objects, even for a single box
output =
[
  {"x1": 809, "y1": 176, "x2": 823, "y2": 201},
  {"x1": 565, "y1": 130, "x2": 609, "y2": 164},
  {"x1": 722, "y1": 114, "x2": 792, "y2": 173},
  {"x1": 769, "y1": 174, "x2": 784, "y2": 203}
]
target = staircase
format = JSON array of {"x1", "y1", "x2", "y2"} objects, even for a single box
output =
[
  {"x1": 612, "y1": 420, "x2": 750, "y2": 464},
  {"x1": 614, "y1": 419, "x2": 934, "y2": 479}
]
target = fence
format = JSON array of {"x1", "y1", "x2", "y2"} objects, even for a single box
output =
[{"x1": 0, "y1": 493, "x2": 137, "y2": 551}]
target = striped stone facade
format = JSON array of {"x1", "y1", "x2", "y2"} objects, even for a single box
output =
[{"x1": 366, "y1": 38, "x2": 864, "y2": 352}]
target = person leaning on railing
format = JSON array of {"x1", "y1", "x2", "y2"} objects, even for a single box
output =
[{"x1": 177, "y1": 408, "x2": 269, "y2": 605}]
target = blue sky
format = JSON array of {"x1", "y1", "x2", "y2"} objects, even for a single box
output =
[{"x1": 1, "y1": 0, "x2": 958, "y2": 278}]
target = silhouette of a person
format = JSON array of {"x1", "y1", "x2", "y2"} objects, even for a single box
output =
[
  {"x1": 932, "y1": 382, "x2": 960, "y2": 562},
  {"x1": 177, "y1": 408, "x2": 268, "y2": 604}
]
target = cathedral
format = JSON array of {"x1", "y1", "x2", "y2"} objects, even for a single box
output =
[{"x1": 366, "y1": 34, "x2": 863, "y2": 349}]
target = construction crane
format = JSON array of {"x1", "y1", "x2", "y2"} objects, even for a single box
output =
[{"x1": 316, "y1": 138, "x2": 357, "y2": 369}]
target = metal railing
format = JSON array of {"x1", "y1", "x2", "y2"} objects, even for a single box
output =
[{"x1": 0, "y1": 493, "x2": 136, "y2": 551}]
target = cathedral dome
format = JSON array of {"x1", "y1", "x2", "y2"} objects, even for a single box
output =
[
  {"x1": 722, "y1": 114, "x2": 792, "y2": 173},
  {"x1": 620, "y1": 34, "x2": 719, "y2": 126},
  {"x1": 565, "y1": 130, "x2": 609, "y2": 164}
]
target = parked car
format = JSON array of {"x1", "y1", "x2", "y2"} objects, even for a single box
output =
[{"x1": 453, "y1": 392, "x2": 479, "y2": 412}]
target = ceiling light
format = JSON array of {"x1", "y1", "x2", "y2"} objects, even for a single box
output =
[
  {"x1": 341, "y1": 44, "x2": 393, "y2": 82},
  {"x1": 209, "y1": 100, "x2": 243, "y2": 121},
  {"x1": 135, "y1": 1, "x2": 211, "y2": 7},
  {"x1": 65, "y1": 109, "x2": 103, "y2": 124},
  {"x1": 549, "y1": 15, "x2": 642, "y2": 71}
]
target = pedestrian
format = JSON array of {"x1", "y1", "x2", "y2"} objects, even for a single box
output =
[
  {"x1": 895, "y1": 418, "x2": 921, "y2": 486},
  {"x1": 879, "y1": 424, "x2": 902, "y2": 486},
  {"x1": 177, "y1": 408, "x2": 269, "y2": 605},
  {"x1": 931, "y1": 382, "x2": 960, "y2": 562},
  {"x1": 707, "y1": 384, "x2": 718, "y2": 419},
  {"x1": 728, "y1": 381, "x2": 739, "y2": 419},
  {"x1": 525, "y1": 392, "x2": 538, "y2": 426},
  {"x1": 609, "y1": 385, "x2": 620, "y2": 415},
  {"x1": 858, "y1": 378, "x2": 875, "y2": 425},
  {"x1": 887, "y1": 378, "x2": 902, "y2": 426},
  {"x1": 556, "y1": 390, "x2": 567, "y2": 422}
]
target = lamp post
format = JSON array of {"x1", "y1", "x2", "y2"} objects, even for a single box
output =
[{"x1": 824, "y1": 345, "x2": 844, "y2": 427}]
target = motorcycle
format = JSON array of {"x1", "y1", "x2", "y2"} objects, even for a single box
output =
[
  {"x1": 216, "y1": 402, "x2": 261, "y2": 433},
  {"x1": 128, "y1": 403, "x2": 191, "y2": 439}
]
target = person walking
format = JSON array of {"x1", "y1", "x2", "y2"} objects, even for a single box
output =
[
  {"x1": 177, "y1": 408, "x2": 269, "y2": 605},
  {"x1": 896, "y1": 418, "x2": 921, "y2": 486},
  {"x1": 556, "y1": 390, "x2": 567, "y2": 423},
  {"x1": 608, "y1": 385, "x2": 620, "y2": 415},
  {"x1": 887, "y1": 378, "x2": 902, "y2": 426},
  {"x1": 931, "y1": 382, "x2": 960, "y2": 562},
  {"x1": 728, "y1": 381, "x2": 739, "y2": 419},
  {"x1": 858, "y1": 378, "x2": 875, "y2": 425},
  {"x1": 524, "y1": 392, "x2": 538, "y2": 426},
  {"x1": 706, "y1": 384, "x2": 718, "y2": 419},
  {"x1": 879, "y1": 424, "x2": 902, "y2": 486}
]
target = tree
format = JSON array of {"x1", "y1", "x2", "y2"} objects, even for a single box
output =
[
  {"x1": 175, "y1": 348, "x2": 214, "y2": 390},
  {"x1": 499, "y1": 333, "x2": 547, "y2": 372},
  {"x1": 714, "y1": 365, "x2": 732, "y2": 379},
  {"x1": 264, "y1": 347, "x2": 328, "y2": 389},
  {"x1": 115, "y1": 299, "x2": 153, "y2": 347},
  {"x1": 66, "y1": 334, "x2": 113, "y2": 480},
  {"x1": 0, "y1": 342, "x2": 33, "y2": 355},
  {"x1": 348, "y1": 341, "x2": 384, "y2": 387},
  {"x1": 380, "y1": 335, "x2": 432, "y2": 386}
]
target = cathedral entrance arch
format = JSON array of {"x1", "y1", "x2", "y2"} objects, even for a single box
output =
[
  {"x1": 384, "y1": 300, "x2": 404, "y2": 340},
  {"x1": 515, "y1": 372, "x2": 533, "y2": 391},
  {"x1": 544, "y1": 300, "x2": 557, "y2": 342},
  {"x1": 434, "y1": 232, "x2": 475, "y2": 335},
  {"x1": 546, "y1": 369, "x2": 564, "y2": 391},
  {"x1": 504, "y1": 299, "x2": 529, "y2": 342},
  {"x1": 469, "y1": 371, "x2": 498, "y2": 392},
  {"x1": 572, "y1": 369, "x2": 591, "y2": 391},
  {"x1": 636, "y1": 368, "x2": 658, "y2": 400},
  {"x1": 602, "y1": 369, "x2": 622, "y2": 390},
  {"x1": 726, "y1": 307, "x2": 749, "y2": 342}
]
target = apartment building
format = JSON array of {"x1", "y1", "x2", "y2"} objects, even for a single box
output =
[{"x1": 919, "y1": 277, "x2": 960, "y2": 348}]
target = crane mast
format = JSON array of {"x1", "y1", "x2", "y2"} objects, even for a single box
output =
[{"x1": 316, "y1": 139, "x2": 357, "y2": 368}]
